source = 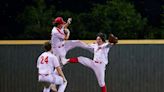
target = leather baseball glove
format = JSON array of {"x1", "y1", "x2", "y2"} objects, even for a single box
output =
[{"x1": 108, "y1": 34, "x2": 118, "y2": 44}]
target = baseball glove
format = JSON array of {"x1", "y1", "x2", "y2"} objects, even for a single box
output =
[{"x1": 108, "y1": 34, "x2": 118, "y2": 44}]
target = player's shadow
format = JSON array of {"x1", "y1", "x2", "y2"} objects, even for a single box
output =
[{"x1": 66, "y1": 47, "x2": 94, "y2": 60}]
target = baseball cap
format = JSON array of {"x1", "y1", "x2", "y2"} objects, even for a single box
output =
[{"x1": 52, "y1": 17, "x2": 66, "y2": 25}]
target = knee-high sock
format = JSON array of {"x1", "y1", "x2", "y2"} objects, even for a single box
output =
[
  {"x1": 68, "y1": 57, "x2": 78, "y2": 63},
  {"x1": 101, "y1": 85, "x2": 107, "y2": 92},
  {"x1": 43, "y1": 87, "x2": 50, "y2": 92},
  {"x1": 58, "y1": 82, "x2": 67, "y2": 92}
]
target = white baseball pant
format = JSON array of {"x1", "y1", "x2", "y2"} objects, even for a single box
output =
[
  {"x1": 78, "y1": 56, "x2": 106, "y2": 87},
  {"x1": 52, "y1": 45, "x2": 68, "y2": 65},
  {"x1": 39, "y1": 73, "x2": 67, "y2": 92}
]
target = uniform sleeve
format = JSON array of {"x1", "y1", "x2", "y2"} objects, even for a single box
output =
[
  {"x1": 51, "y1": 27, "x2": 65, "y2": 39},
  {"x1": 103, "y1": 43, "x2": 113, "y2": 48},
  {"x1": 52, "y1": 56, "x2": 60, "y2": 68},
  {"x1": 103, "y1": 43, "x2": 112, "y2": 54},
  {"x1": 89, "y1": 43, "x2": 96, "y2": 48}
]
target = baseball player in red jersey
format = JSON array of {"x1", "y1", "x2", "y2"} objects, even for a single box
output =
[
  {"x1": 37, "y1": 41, "x2": 67, "y2": 92},
  {"x1": 67, "y1": 32, "x2": 117, "y2": 92},
  {"x1": 51, "y1": 17, "x2": 72, "y2": 65}
]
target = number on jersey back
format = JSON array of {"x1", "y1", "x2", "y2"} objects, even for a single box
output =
[{"x1": 40, "y1": 56, "x2": 49, "y2": 64}]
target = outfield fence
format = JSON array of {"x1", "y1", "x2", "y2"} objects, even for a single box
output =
[{"x1": 0, "y1": 40, "x2": 164, "y2": 92}]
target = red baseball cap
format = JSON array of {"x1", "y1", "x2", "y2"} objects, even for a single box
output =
[{"x1": 52, "y1": 17, "x2": 66, "y2": 25}]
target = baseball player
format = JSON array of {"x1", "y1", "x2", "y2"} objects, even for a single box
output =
[
  {"x1": 51, "y1": 17, "x2": 73, "y2": 65},
  {"x1": 67, "y1": 33, "x2": 118, "y2": 92},
  {"x1": 37, "y1": 41, "x2": 67, "y2": 92}
]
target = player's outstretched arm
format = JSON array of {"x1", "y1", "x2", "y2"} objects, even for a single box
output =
[{"x1": 56, "y1": 66, "x2": 67, "y2": 82}]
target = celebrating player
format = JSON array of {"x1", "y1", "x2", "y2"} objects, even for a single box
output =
[
  {"x1": 37, "y1": 41, "x2": 67, "y2": 92},
  {"x1": 67, "y1": 32, "x2": 118, "y2": 92},
  {"x1": 51, "y1": 16, "x2": 73, "y2": 65}
]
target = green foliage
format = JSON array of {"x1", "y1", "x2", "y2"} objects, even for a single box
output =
[
  {"x1": 91, "y1": 0, "x2": 147, "y2": 39},
  {"x1": 16, "y1": 0, "x2": 164, "y2": 39},
  {"x1": 73, "y1": 13, "x2": 97, "y2": 39},
  {"x1": 17, "y1": 0, "x2": 55, "y2": 39},
  {"x1": 55, "y1": 0, "x2": 148, "y2": 39},
  {"x1": 145, "y1": 5, "x2": 164, "y2": 39}
]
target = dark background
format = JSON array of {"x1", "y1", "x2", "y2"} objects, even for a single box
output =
[{"x1": 0, "y1": 0, "x2": 163, "y2": 39}]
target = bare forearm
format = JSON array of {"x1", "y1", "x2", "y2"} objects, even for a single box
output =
[
  {"x1": 64, "y1": 23, "x2": 70, "y2": 29},
  {"x1": 64, "y1": 28, "x2": 70, "y2": 40},
  {"x1": 56, "y1": 67, "x2": 66, "y2": 79}
]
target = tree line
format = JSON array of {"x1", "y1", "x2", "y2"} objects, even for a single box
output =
[{"x1": 15, "y1": 0, "x2": 164, "y2": 39}]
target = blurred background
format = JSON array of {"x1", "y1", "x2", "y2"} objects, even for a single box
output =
[{"x1": 0, "y1": 0, "x2": 163, "y2": 39}]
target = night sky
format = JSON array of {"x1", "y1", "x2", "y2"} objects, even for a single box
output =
[{"x1": 0, "y1": 0, "x2": 162, "y2": 39}]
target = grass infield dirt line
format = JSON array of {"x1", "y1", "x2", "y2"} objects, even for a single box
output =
[{"x1": 0, "y1": 40, "x2": 164, "y2": 45}]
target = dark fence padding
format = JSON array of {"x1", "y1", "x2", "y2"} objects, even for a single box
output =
[{"x1": 0, "y1": 44, "x2": 164, "y2": 92}]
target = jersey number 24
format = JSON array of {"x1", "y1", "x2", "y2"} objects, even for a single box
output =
[{"x1": 40, "y1": 56, "x2": 48, "y2": 64}]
